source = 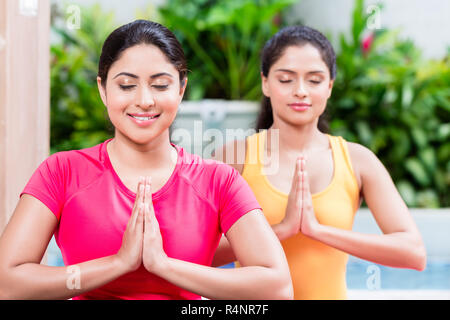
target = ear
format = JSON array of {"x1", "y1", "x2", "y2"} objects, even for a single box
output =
[
  {"x1": 97, "y1": 76, "x2": 107, "y2": 107},
  {"x1": 327, "y1": 79, "x2": 334, "y2": 99},
  {"x1": 178, "y1": 77, "x2": 188, "y2": 102},
  {"x1": 261, "y1": 72, "x2": 270, "y2": 97}
]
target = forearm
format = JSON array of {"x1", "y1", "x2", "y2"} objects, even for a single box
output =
[
  {"x1": 272, "y1": 221, "x2": 297, "y2": 240},
  {"x1": 312, "y1": 224, "x2": 426, "y2": 270},
  {"x1": 158, "y1": 258, "x2": 292, "y2": 300},
  {"x1": 0, "y1": 254, "x2": 127, "y2": 299}
]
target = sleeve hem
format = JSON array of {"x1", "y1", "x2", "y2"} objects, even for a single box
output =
[
  {"x1": 20, "y1": 188, "x2": 61, "y2": 221},
  {"x1": 220, "y1": 204, "x2": 262, "y2": 235}
]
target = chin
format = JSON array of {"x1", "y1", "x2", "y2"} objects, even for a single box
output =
[
  {"x1": 133, "y1": 131, "x2": 166, "y2": 145},
  {"x1": 114, "y1": 127, "x2": 163, "y2": 146}
]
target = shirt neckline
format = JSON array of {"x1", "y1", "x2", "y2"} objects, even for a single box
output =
[{"x1": 101, "y1": 138, "x2": 183, "y2": 200}]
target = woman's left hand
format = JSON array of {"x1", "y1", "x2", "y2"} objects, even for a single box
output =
[
  {"x1": 299, "y1": 165, "x2": 321, "y2": 238},
  {"x1": 142, "y1": 177, "x2": 168, "y2": 274}
]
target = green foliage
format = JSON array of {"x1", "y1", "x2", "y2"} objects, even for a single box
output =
[
  {"x1": 50, "y1": 3, "x2": 117, "y2": 153},
  {"x1": 157, "y1": 0, "x2": 297, "y2": 100},
  {"x1": 327, "y1": 0, "x2": 450, "y2": 207}
]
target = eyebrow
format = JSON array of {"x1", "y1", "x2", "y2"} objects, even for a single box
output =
[
  {"x1": 113, "y1": 72, "x2": 138, "y2": 79},
  {"x1": 112, "y1": 72, "x2": 173, "y2": 79},
  {"x1": 274, "y1": 69, "x2": 326, "y2": 75},
  {"x1": 150, "y1": 72, "x2": 173, "y2": 79}
]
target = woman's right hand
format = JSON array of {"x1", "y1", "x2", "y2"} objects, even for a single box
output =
[
  {"x1": 115, "y1": 177, "x2": 145, "y2": 273},
  {"x1": 279, "y1": 156, "x2": 305, "y2": 237}
]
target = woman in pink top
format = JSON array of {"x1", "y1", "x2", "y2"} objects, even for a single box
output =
[{"x1": 0, "y1": 20, "x2": 292, "y2": 300}]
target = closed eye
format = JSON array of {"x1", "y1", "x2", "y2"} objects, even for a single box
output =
[
  {"x1": 279, "y1": 79, "x2": 292, "y2": 83},
  {"x1": 119, "y1": 84, "x2": 136, "y2": 91},
  {"x1": 152, "y1": 85, "x2": 169, "y2": 90}
]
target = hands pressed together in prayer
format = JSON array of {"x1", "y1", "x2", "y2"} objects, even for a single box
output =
[
  {"x1": 115, "y1": 176, "x2": 167, "y2": 274},
  {"x1": 281, "y1": 156, "x2": 321, "y2": 239}
]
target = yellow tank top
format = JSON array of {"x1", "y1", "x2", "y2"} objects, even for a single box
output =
[{"x1": 241, "y1": 130, "x2": 360, "y2": 300}]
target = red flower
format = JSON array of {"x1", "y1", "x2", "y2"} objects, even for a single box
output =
[{"x1": 362, "y1": 32, "x2": 374, "y2": 55}]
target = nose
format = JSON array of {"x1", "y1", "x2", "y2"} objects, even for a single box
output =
[
  {"x1": 136, "y1": 86, "x2": 154, "y2": 109},
  {"x1": 294, "y1": 80, "x2": 308, "y2": 98}
]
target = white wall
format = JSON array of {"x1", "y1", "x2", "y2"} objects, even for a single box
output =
[
  {"x1": 55, "y1": 0, "x2": 165, "y2": 23},
  {"x1": 288, "y1": 0, "x2": 450, "y2": 59}
]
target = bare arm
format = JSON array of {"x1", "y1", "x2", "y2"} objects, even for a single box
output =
[
  {"x1": 301, "y1": 143, "x2": 426, "y2": 271},
  {"x1": 0, "y1": 182, "x2": 146, "y2": 299}
]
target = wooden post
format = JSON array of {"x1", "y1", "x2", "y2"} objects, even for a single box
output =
[{"x1": 0, "y1": 0, "x2": 50, "y2": 234}]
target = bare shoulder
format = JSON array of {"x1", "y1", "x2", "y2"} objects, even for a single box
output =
[
  {"x1": 347, "y1": 142, "x2": 378, "y2": 162},
  {"x1": 346, "y1": 142, "x2": 389, "y2": 182},
  {"x1": 212, "y1": 139, "x2": 247, "y2": 174},
  {"x1": 347, "y1": 141, "x2": 384, "y2": 167}
]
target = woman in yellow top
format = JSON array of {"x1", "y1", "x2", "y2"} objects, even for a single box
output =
[{"x1": 212, "y1": 25, "x2": 426, "y2": 299}]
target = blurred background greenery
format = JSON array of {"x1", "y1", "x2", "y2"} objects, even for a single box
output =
[{"x1": 50, "y1": 0, "x2": 449, "y2": 207}]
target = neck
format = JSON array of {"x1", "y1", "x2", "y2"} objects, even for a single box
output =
[
  {"x1": 108, "y1": 130, "x2": 176, "y2": 171},
  {"x1": 267, "y1": 119, "x2": 327, "y2": 155}
]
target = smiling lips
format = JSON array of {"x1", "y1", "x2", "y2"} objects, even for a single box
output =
[
  {"x1": 288, "y1": 102, "x2": 312, "y2": 111},
  {"x1": 127, "y1": 113, "x2": 160, "y2": 127}
]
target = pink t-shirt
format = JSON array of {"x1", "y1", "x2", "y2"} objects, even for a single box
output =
[{"x1": 20, "y1": 139, "x2": 261, "y2": 300}]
